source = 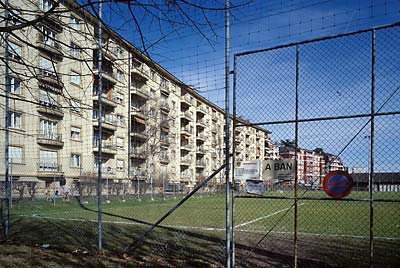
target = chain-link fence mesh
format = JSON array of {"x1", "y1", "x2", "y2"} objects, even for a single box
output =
[{"x1": 233, "y1": 24, "x2": 400, "y2": 268}]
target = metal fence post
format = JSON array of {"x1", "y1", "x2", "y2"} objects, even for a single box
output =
[
  {"x1": 293, "y1": 44, "x2": 300, "y2": 268},
  {"x1": 3, "y1": 0, "x2": 10, "y2": 241},
  {"x1": 97, "y1": 0, "x2": 103, "y2": 251},
  {"x1": 225, "y1": 0, "x2": 231, "y2": 266},
  {"x1": 369, "y1": 29, "x2": 376, "y2": 268}
]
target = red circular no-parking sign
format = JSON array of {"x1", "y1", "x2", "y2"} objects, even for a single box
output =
[{"x1": 323, "y1": 170, "x2": 353, "y2": 199}]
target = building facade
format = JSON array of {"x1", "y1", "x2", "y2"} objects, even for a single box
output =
[
  {"x1": 0, "y1": 0, "x2": 277, "y2": 195},
  {"x1": 279, "y1": 146, "x2": 345, "y2": 186}
]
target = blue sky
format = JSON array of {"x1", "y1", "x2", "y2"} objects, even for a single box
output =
[{"x1": 92, "y1": 0, "x2": 400, "y2": 171}]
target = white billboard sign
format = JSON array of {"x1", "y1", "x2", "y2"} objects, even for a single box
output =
[
  {"x1": 245, "y1": 179, "x2": 266, "y2": 194},
  {"x1": 262, "y1": 159, "x2": 296, "y2": 181},
  {"x1": 234, "y1": 160, "x2": 260, "y2": 181}
]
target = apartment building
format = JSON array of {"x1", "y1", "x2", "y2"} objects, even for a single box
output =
[
  {"x1": 0, "y1": 0, "x2": 276, "y2": 194},
  {"x1": 279, "y1": 146, "x2": 345, "y2": 185}
]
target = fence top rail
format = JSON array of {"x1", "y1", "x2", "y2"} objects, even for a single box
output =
[{"x1": 234, "y1": 21, "x2": 400, "y2": 58}]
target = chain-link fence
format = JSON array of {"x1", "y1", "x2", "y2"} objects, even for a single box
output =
[{"x1": 232, "y1": 23, "x2": 400, "y2": 268}]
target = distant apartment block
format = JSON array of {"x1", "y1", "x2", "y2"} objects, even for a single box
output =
[{"x1": 0, "y1": 0, "x2": 277, "y2": 195}]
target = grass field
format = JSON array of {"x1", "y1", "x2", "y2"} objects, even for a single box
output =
[{"x1": 3, "y1": 191, "x2": 400, "y2": 267}]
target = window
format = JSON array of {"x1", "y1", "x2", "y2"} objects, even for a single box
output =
[
  {"x1": 70, "y1": 70, "x2": 81, "y2": 85},
  {"x1": 116, "y1": 114, "x2": 124, "y2": 126},
  {"x1": 150, "y1": 70, "x2": 156, "y2": 81},
  {"x1": 160, "y1": 78, "x2": 167, "y2": 89},
  {"x1": 115, "y1": 92, "x2": 123, "y2": 104},
  {"x1": 6, "y1": 76, "x2": 21, "y2": 95},
  {"x1": 39, "y1": 0, "x2": 54, "y2": 12},
  {"x1": 71, "y1": 16, "x2": 80, "y2": 31},
  {"x1": 9, "y1": 42, "x2": 21, "y2": 61},
  {"x1": 43, "y1": 27, "x2": 56, "y2": 47},
  {"x1": 39, "y1": 56, "x2": 56, "y2": 77},
  {"x1": 71, "y1": 126, "x2": 81, "y2": 140},
  {"x1": 40, "y1": 119, "x2": 57, "y2": 137},
  {"x1": 9, "y1": 146, "x2": 23, "y2": 164},
  {"x1": 9, "y1": 9, "x2": 21, "y2": 25},
  {"x1": 39, "y1": 89, "x2": 57, "y2": 107},
  {"x1": 70, "y1": 43, "x2": 81, "y2": 58},
  {"x1": 117, "y1": 70, "x2": 124, "y2": 81},
  {"x1": 70, "y1": 99, "x2": 81, "y2": 113},
  {"x1": 39, "y1": 150, "x2": 58, "y2": 171},
  {"x1": 116, "y1": 160, "x2": 124, "y2": 171},
  {"x1": 116, "y1": 48, "x2": 123, "y2": 59},
  {"x1": 117, "y1": 137, "x2": 124, "y2": 149},
  {"x1": 9, "y1": 112, "x2": 21, "y2": 129},
  {"x1": 70, "y1": 154, "x2": 81, "y2": 168}
]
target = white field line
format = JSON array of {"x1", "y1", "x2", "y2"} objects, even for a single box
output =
[
  {"x1": 18, "y1": 214, "x2": 400, "y2": 241},
  {"x1": 235, "y1": 203, "x2": 305, "y2": 229}
]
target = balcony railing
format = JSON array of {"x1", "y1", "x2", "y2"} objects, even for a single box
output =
[
  {"x1": 196, "y1": 147, "x2": 206, "y2": 154},
  {"x1": 130, "y1": 84, "x2": 150, "y2": 99},
  {"x1": 181, "y1": 94, "x2": 192, "y2": 106},
  {"x1": 180, "y1": 156, "x2": 192, "y2": 165},
  {"x1": 92, "y1": 89, "x2": 118, "y2": 108},
  {"x1": 129, "y1": 168, "x2": 147, "y2": 178},
  {"x1": 180, "y1": 173, "x2": 193, "y2": 181},
  {"x1": 37, "y1": 132, "x2": 64, "y2": 147},
  {"x1": 196, "y1": 160, "x2": 206, "y2": 167},
  {"x1": 160, "y1": 154, "x2": 169, "y2": 162},
  {"x1": 93, "y1": 65, "x2": 118, "y2": 84},
  {"x1": 160, "y1": 100, "x2": 170, "y2": 111},
  {"x1": 181, "y1": 143, "x2": 193, "y2": 151},
  {"x1": 181, "y1": 127, "x2": 193, "y2": 135},
  {"x1": 180, "y1": 111, "x2": 193, "y2": 121},
  {"x1": 93, "y1": 141, "x2": 117, "y2": 154},
  {"x1": 37, "y1": 101, "x2": 64, "y2": 117},
  {"x1": 38, "y1": 163, "x2": 62, "y2": 173}
]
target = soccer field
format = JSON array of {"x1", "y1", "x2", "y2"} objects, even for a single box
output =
[{"x1": 6, "y1": 191, "x2": 400, "y2": 267}]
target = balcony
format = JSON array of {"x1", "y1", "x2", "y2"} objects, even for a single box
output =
[
  {"x1": 160, "y1": 120, "x2": 170, "y2": 129},
  {"x1": 129, "y1": 167, "x2": 147, "y2": 179},
  {"x1": 211, "y1": 126, "x2": 219, "y2": 133},
  {"x1": 130, "y1": 147, "x2": 147, "y2": 160},
  {"x1": 37, "y1": 12, "x2": 63, "y2": 32},
  {"x1": 160, "y1": 154, "x2": 169, "y2": 163},
  {"x1": 37, "y1": 132, "x2": 64, "y2": 147},
  {"x1": 180, "y1": 156, "x2": 192, "y2": 166},
  {"x1": 131, "y1": 106, "x2": 146, "y2": 119},
  {"x1": 196, "y1": 147, "x2": 206, "y2": 155},
  {"x1": 93, "y1": 67, "x2": 118, "y2": 85},
  {"x1": 131, "y1": 67, "x2": 149, "y2": 82},
  {"x1": 93, "y1": 141, "x2": 117, "y2": 155},
  {"x1": 180, "y1": 173, "x2": 192, "y2": 182},
  {"x1": 196, "y1": 119, "x2": 207, "y2": 128},
  {"x1": 37, "y1": 102, "x2": 64, "y2": 118},
  {"x1": 92, "y1": 90, "x2": 118, "y2": 109},
  {"x1": 160, "y1": 100, "x2": 170, "y2": 112},
  {"x1": 130, "y1": 85, "x2": 150, "y2": 100},
  {"x1": 36, "y1": 33, "x2": 63, "y2": 61},
  {"x1": 181, "y1": 95, "x2": 192, "y2": 107},
  {"x1": 212, "y1": 114, "x2": 218, "y2": 121},
  {"x1": 196, "y1": 133, "x2": 206, "y2": 141},
  {"x1": 180, "y1": 143, "x2": 192, "y2": 151},
  {"x1": 180, "y1": 111, "x2": 193, "y2": 121},
  {"x1": 160, "y1": 136, "x2": 170, "y2": 147},
  {"x1": 180, "y1": 127, "x2": 192, "y2": 137},
  {"x1": 37, "y1": 163, "x2": 63, "y2": 177},
  {"x1": 130, "y1": 130, "x2": 148, "y2": 141},
  {"x1": 38, "y1": 70, "x2": 64, "y2": 91},
  {"x1": 196, "y1": 159, "x2": 206, "y2": 167},
  {"x1": 197, "y1": 105, "x2": 207, "y2": 115},
  {"x1": 92, "y1": 114, "x2": 117, "y2": 132}
]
